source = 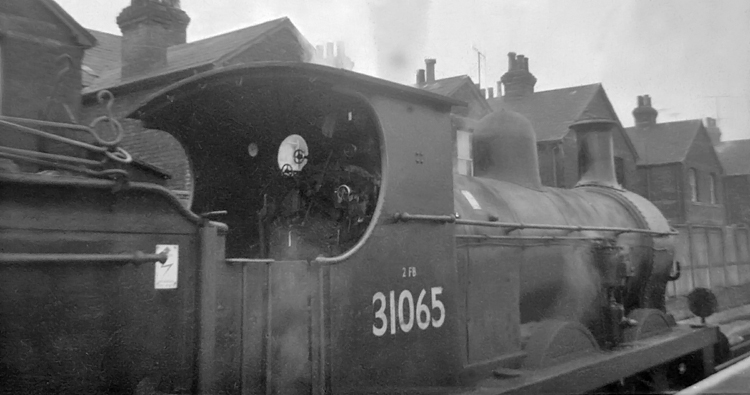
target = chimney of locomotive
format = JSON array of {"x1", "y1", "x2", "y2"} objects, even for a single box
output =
[
  {"x1": 632, "y1": 94, "x2": 658, "y2": 127},
  {"x1": 425, "y1": 59, "x2": 436, "y2": 83},
  {"x1": 500, "y1": 52, "x2": 537, "y2": 98},
  {"x1": 117, "y1": 0, "x2": 190, "y2": 79},
  {"x1": 570, "y1": 116, "x2": 620, "y2": 188}
]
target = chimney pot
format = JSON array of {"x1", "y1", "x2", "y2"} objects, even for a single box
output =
[
  {"x1": 416, "y1": 69, "x2": 426, "y2": 85},
  {"x1": 632, "y1": 94, "x2": 658, "y2": 127},
  {"x1": 508, "y1": 52, "x2": 517, "y2": 71},
  {"x1": 480, "y1": 88, "x2": 486, "y2": 98},
  {"x1": 516, "y1": 54, "x2": 525, "y2": 71},
  {"x1": 425, "y1": 58, "x2": 436, "y2": 83},
  {"x1": 500, "y1": 52, "x2": 536, "y2": 98},
  {"x1": 487, "y1": 87, "x2": 494, "y2": 98}
]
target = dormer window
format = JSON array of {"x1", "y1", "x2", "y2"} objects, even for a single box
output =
[
  {"x1": 688, "y1": 168, "x2": 698, "y2": 202},
  {"x1": 456, "y1": 130, "x2": 473, "y2": 176}
]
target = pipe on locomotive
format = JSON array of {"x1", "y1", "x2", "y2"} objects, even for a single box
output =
[{"x1": 392, "y1": 212, "x2": 677, "y2": 237}]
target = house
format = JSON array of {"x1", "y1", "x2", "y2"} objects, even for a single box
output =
[
  {"x1": 716, "y1": 139, "x2": 750, "y2": 225},
  {"x1": 80, "y1": 0, "x2": 317, "y2": 203},
  {"x1": 0, "y1": 0, "x2": 95, "y2": 120},
  {"x1": 625, "y1": 95, "x2": 725, "y2": 226},
  {"x1": 415, "y1": 59, "x2": 492, "y2": 176},
  {"x1": 0, "y1": 0, "x2": 95, "y2": 170},
  {"x1": 315, "y1": 41, "x2": 354, "y2": 71},
  {"x1": 486, "y1": 53, "x2": 638, "y2": 190}
]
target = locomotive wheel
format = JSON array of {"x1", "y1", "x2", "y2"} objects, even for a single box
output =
[
  {"x1": 623, "y1": 308, "x2": 673, "y2": 343},
  {"x1": 523, "y1": 319, "x2": 600, "y2": 369},
  {"x1": 616, "y1": 309, "x2": 680, "y2": 393}
]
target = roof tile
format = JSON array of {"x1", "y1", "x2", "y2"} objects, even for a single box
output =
[
  {"x1": 625, "y1": 120, "x2": 703, "y2": 165},
  {"x1": 82, "y1": 17, "x2": 303, "y2": 93},
  {"x1": 419, "y1": 76, "x2": 471, "y2": 97},
  {"x1": 486, "y1": 84, "x2": 601, "y2": 141}
]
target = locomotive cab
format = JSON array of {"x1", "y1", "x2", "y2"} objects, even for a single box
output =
[
  {"x1": 136, "y1": 67, "x2": 383, "y2": 261},
  {"x1": 131, "y1": 63, "x2": 464, "y2": 393}
]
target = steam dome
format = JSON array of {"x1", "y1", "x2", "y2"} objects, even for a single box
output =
[{"x1": 472, "y1": 109, "x2": 543, "y2": 190}]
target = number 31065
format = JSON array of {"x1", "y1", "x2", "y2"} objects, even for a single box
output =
[{"x1": 372, "y1": 287, "x2": 445, "y2": 336}]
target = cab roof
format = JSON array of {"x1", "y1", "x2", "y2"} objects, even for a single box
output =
[{"x1": 128, "y1": 62, "x2": 465, "y2": 127}]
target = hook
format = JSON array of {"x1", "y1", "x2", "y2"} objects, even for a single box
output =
[{"x1": 96, "y1": 90, "x2": 116, "y2": 119}]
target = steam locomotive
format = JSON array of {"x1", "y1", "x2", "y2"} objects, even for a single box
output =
[{"x1": 0, "y1": 62, "x2": 723, "y2": 394}]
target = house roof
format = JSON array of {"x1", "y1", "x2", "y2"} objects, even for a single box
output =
[
  {"x1": 40, "y1": 0, "x2": 97, "y2": 48},
  {"x1": 716, "y1": 139, "x2": 750, "y2": 176},
  {"x1": 486, "y1": 84, "x2": 602, "y2": 142},
  {"x1": 82, "y1": 30, "x2": 121, "y2": 87},
  {"x1": 82, "y1": 17, "x2": 312, "y2": 94},
  {"x1": 418, "y1": 75, "x2": 493, "y2": 117},
  {"x1": 624, "y1": 119, "x2": 704, "y2": 166},
  {"x1": 420, "y1": 76, "x2": 470, "y2": 97}
]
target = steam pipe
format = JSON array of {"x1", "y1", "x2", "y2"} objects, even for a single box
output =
[
  {"x1": 0, "y1": 252, "x2": 167, "y2": 264},
  {"x1": 456, "y1": 234, "x2": 612, "y2": 241},
  {"x1": 392, "y1": 212, "x2": 678, "y2": 236},
  {"x1": 225, "y1": 258, "x2": 275, "y2": 264}
]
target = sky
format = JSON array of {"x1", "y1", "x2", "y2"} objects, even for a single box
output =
[{"x1": 58, "y1": 0, "x2": 750, "y2": 141}]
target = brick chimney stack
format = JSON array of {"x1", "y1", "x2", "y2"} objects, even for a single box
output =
[
  {"x1": 704, "y1": 117, "x2": 722, "y2": 145},
  {"x1": 632, "y1": 95, "x2": 658, "y2": 127},
  {"x1": 500, "y1": 52, "x2": 537, "y2": 98},
  {"x1": 425, "y1": 59, "x2": 436, "y2": 83},
  {"x1": 117, "y1": 0, "x2": 190, "y2": 79}
]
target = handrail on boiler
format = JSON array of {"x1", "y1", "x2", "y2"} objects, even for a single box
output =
[
  {"x1": 393, "y1": 212, "x2": 678, "y2": 237},
  {"x1": 0, "y1": 252, "x2": 167, "y2": 265}
]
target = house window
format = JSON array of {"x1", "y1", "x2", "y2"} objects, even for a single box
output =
[
  {"x1": 709, "y1": 173, "x2": 718, "y2": 204},
  {"x1": 688, "y1": 168, "x2": 698, "y2": 202},
  {"x1": 614, "y1": 156, "x2": 625, "y2": 186},
  {"x1": 456, "y1": 130, "x2": 473, "y2": 176}
]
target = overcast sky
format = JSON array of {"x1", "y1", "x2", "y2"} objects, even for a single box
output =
[{"x1": 58, "y1": 0, "x2": 750, "y2": 141}]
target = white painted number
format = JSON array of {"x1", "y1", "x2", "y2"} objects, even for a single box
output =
[
  {"x1": 398, "y1": 290, "x2": 414, "y2": 332},
  {"x1": 416, "y1": 289, "x2": 430, "y2": 330},
  {"x1": 372, "y1": 292, "x2": 387, "y2": 336},
  {"x1": 431, "y1": 287, "x2": 445, "y2": 328},
  {"x1": 372, "y1": 287, "x2": 445, "y2": 336}
]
